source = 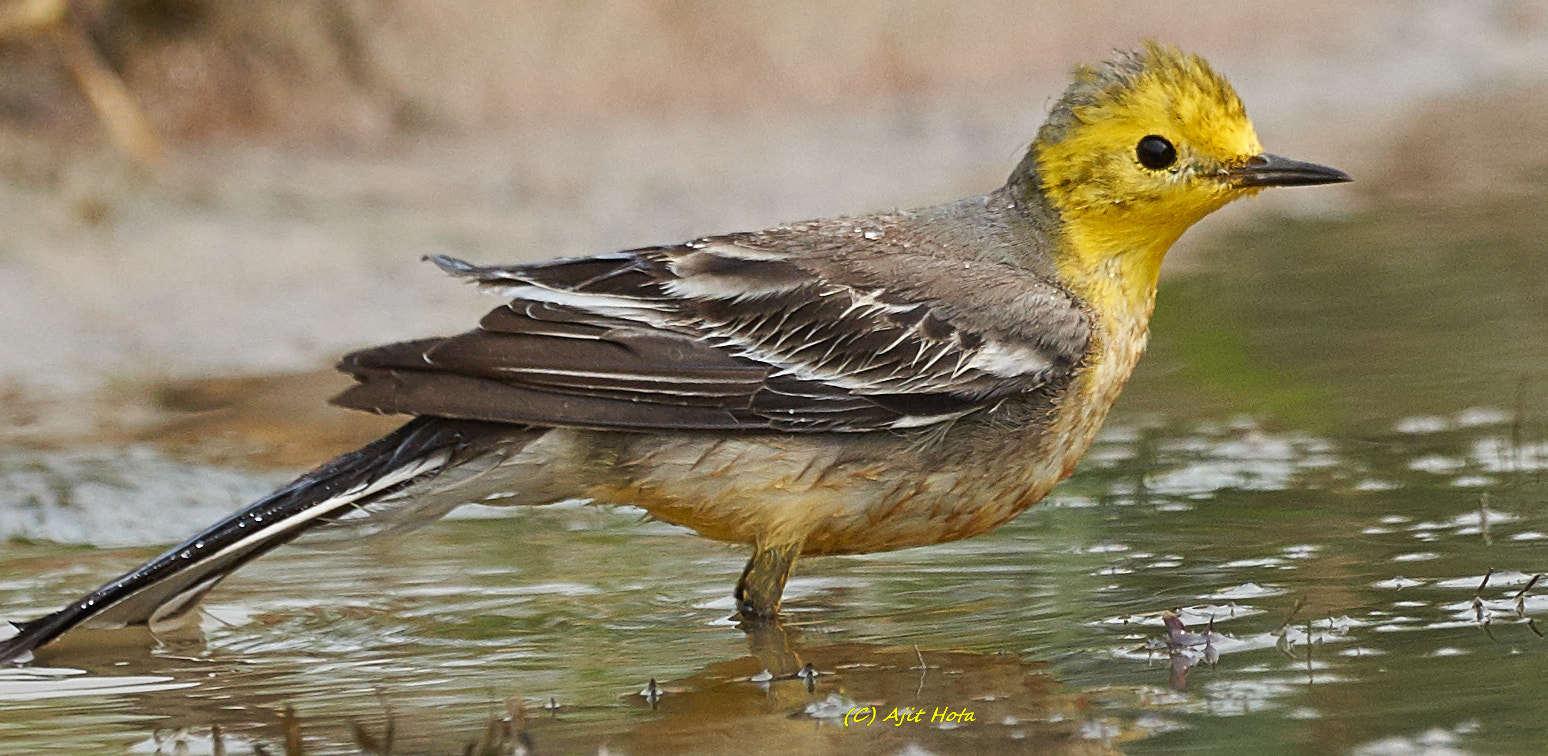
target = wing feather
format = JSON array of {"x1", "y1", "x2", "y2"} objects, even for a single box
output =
[{"x1": 334, "y1": 237, "x2": 1091, "y2": 433}]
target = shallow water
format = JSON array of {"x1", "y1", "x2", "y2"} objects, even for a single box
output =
[{"x1": 2, "y1": 195, "x2": 1547, "y2": 755}]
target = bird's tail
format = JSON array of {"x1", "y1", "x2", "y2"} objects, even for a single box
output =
[{"x1": 0, "y1": 417, "x2": 514, "y2": 664}]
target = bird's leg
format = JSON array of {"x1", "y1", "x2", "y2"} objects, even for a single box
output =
[{"x1": 735, "y1": 540, "x2": 802, "y2": 620}]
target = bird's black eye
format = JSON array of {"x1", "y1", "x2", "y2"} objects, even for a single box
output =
[{"x1": 1136, "y1": 135, "x2": 1177, "y2": 170}]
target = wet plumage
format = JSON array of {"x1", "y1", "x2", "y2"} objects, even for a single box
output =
[
  {"x1": 0, "y1": 43, "x2": 1348, "y2": 663},
  {"x1": 337, "y1": 218, "x2": 1093, "y2": 432}
]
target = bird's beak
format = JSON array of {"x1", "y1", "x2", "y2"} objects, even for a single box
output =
[{"x1": 1226, "y1": 154, "x2": 1351, "y2": 188}]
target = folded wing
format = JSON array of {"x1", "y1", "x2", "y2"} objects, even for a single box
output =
[{"x1": 334, "y1": 235, "x2": 1093, "y2": 433}]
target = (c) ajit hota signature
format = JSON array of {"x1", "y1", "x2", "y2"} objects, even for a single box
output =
[{"x1": 843, "y1": 705, "x2": 976, "y2": 727}]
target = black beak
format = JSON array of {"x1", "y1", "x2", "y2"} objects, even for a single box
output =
[{"x1": 1227, "y1": 154, "x2": 1351, "y2": 188}]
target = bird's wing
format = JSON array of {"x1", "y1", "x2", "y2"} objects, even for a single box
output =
[{"x1": 334, "y1": 234, "x2": 1092, "y2": 432}]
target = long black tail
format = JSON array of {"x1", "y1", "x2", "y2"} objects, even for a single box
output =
[{"x1": 0, "y1": 417, "x2": 512, "y2": 664}]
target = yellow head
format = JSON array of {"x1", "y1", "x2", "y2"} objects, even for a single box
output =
[{"x1": 1029, "y1": 42, "x2": 1347, "y2": 311}]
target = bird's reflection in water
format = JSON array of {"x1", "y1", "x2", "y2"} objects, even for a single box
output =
[
  {"x1": 17, "y1": 620, "x2": 1123, "y2": 755},
  {"x1": 601, "y1": 620, "x2": 1120, "y2": 756}
]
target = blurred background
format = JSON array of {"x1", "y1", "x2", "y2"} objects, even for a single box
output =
[{"x1": 3, "y1": 3, "x2": 1548, "y2": 754}]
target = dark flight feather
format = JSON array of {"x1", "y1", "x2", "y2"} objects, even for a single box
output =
[{"x1": 334, "y1": 238, "x2": 1092, "y2": 433}]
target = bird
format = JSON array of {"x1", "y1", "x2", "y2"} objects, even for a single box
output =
[{"x1": 0, "y1": 42, "x2": 1348, "y2": 663}]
